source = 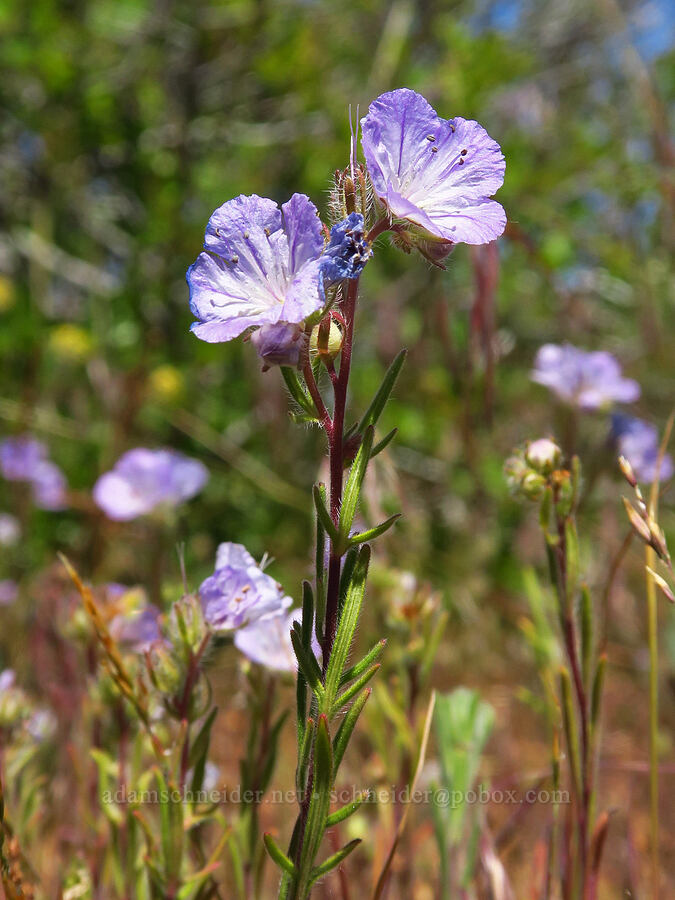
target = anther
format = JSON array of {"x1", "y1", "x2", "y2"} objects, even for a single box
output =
[
  {"x1": 426, "y1": 135, "x2": 435, "y2": 142},
  {"x1": 461, "y1": 149, "x2": 468, "y2": 156}
]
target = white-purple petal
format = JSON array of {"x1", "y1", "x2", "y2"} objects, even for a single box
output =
[
  {"x1": 361, "y1": 88, "x2": 506, "y2": 245},
  {"x1": 188, "y1": 193, "x2": 327, "y2": 343},
  {"x1": 532, "y1": 344, "x2": 640, "y2": 410}
]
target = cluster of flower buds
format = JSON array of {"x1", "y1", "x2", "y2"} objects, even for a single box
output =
[{"x1": 504, "y1": 438, "x2": 564, "y2": 501}]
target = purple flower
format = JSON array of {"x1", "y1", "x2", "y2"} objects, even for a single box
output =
[
  {"x1": 0, "y1": 436, "x2": 47, "y2": 480},
  {"x1": 0, "y1": 669, "x2": 15, "y2": 692},
  {"x1": 93, "y1": 449, "x2": 208, "y2": 521},
  {"x1": 360, "y1": 89, "x2": 506, "y2": 245},
  {"x1": 187, "y1": 193, "x2": 327, "y2": 343},
  {"x1": 234, "y1": 607, "x2": 320, "y2": 674},
  {"x1": 32, "y1": 461, "x2": 67, "y2": 510},
  {"x1": 612, "y1": 414, "x2": 674, "y2": 484},
  {"x1": 199, "y1": 542, "x2": 291, "y2": 632},
  {"x1": 532, "y1": 344, "x2": 640, "y2": 410},
  {"x1": 0, "y1": 435, "x2": 68, "y2": 510},
  {"x1": 0, "y1": 580, "x2": 18, "y2": 607},
  {"x1": 110, "y1": 604, "x2": 163, "y2": 651},
  {"x1": 250, "y1": 322, "x2": 306, "y2": 371}
]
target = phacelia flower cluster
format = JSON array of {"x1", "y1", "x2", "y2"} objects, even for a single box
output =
[
  {"x1": 93, "y1": 448, "x2": 208, "y2": 521},
  {"x1": 531, "y1": 344, "x2": 640, "y2": 410},
  {"x1": 0, "y1": 435, "x2": 68, "y2": 511}
]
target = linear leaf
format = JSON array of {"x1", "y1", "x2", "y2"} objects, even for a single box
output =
[{"x1": 357, "y1": 349, "x2": 407, "y2": 432}]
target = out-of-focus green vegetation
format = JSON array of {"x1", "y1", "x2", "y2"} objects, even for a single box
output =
[{"x1": 0, "y1": 0, "x2": 673, "y2": 894}]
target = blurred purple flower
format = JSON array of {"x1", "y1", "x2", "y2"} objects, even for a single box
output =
[
  {"x1": 235, "y1": 607, "x2": 320, "y2": 673},
  {"x1": 32, "y1": 461, "x2": 67, "y2": 510},
  {"x1": 199, "y1": 542, "x2": 291, "y2": 632},
  {"x1": 250, "y1": 322, "x2": 306, "y2": 371},
  {"x1": 110, "y1": 604, "x2": 163, "y2": 651},
  {"x1": 361, "y1": 88, "x2": 506, "y2": 245},
  {"x1": 93, "y1": 449, "x2": 208, "y2": 521},
  {"x1": 0, "y1": 436, "x2": 47, "y2": 480},
  {"x1": 532, "y1": 344, "x2": 640, "y2": 410},
  {"x1": 0, "y1": 669, "x2": 15, "y2": 692},
  {"x1": 0, "y1": 580, "x2": 18, "y2": 607},
  {"x1": 26, "y1": 708, "x2": 57, "y2": 742},
  {"x1": 187, "y1": 193, "x2": 327, "y2": 343},
  {"x1": 0, "y1": 513, "x2": 20, "y2": 546},
  {"x1": 612, "y1": 414, "x2": 674, "y2": 484},
  {"x1": 0, "y1": 436, "x2": 68, "y2": 510}
]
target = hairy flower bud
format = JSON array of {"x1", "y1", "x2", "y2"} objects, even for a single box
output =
[{"x1": 526, "y1": 438, "x2": 562, "y2": 474}]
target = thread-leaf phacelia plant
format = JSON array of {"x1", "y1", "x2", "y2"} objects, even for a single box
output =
[{"x1": 186, "y1": 88, "x2": 505, "y2": 898}]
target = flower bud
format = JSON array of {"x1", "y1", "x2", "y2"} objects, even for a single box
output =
[
  {"x1": 250, "y1": 322, "x2": 306, "y2": 371},
  {"x1": 167, "y1": 594, "x2": 208, "y2": 660},
  {"x1": 526, "y1": 438, "x2": 562, "y2": 474},
  {"x1": 147, "y1": 643, "x2": 183, "y2": 695},
  {"x1": 310, "y1": 319, "x2": 343, "y2": 361},
  {"x1": 330, "y1": 163, "x2": 371, "y2": 226}
]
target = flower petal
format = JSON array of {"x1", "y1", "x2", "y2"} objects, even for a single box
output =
[{"x1": 281, "y1": 193, "x2": 324, "y2": 273}]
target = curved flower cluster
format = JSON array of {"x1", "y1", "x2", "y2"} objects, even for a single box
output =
[
  {"x1": 0, "y1": 435, "x2": 67, "y2": 510},
  {"x1": 531, "y1": 344, "x2": 640, "y2": 410},
  {"x1": 93, "y1": 448, "x2": 208, "y2": 521}
]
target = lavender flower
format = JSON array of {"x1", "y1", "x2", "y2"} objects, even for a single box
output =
[
  {"x1": 187, "y1": 193, "x2": 327, "y2": 343},
  {"x1": 235, "y1": 607, "x2": 320, "y2": 673},
  {"x1": 320, "y1": 212, "x2": 372, "y2": 282},
  {"x1": 531, "y1": 344, "x2": 640, "y2": 410},
  {"x1": 109, "y1": 604, "x2": 163, "y2": 651},
  {"x1": 0, "y1": 435, "x2": 68, "y2": 509},
  {"x1": 93, "y1": 449, "x2": 208, "y2": 521},
  {"x1": 0, "y1": 580, "x2": 18, "y2": 607},
  {"x1": 612, "y1": 414, "x2": 674, "y2": 484},
  {"x1": 199, "y1": 542, "x2": 291, "y2": 632},
  {"x1": 0, "y1": 669, "x2": 15, "y2": 692},
  {"x1": 360, "y1": 88, "x2": 506, "y2": 245}
]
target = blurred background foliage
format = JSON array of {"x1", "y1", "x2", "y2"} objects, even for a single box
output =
[{"x1": 0, "y1": 0, "x2": 674, "y2": 893}]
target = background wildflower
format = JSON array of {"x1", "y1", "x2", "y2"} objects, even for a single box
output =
[
  {"x1": 93, "y1": 448, "x2": 208, "y2": 521},
  {"x1": 611, "y1": 414, "x2": 674, "y2": 484},
  {"x1": 531, "y1": 343, "x2": 640, "y2": 409}
]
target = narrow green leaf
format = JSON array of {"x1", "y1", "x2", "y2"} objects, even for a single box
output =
[
  {"x1": 315, "y1": 484, "x2": 327, "y2": 645},
  {"x1": 339, "y1": 426, "x2": 374, "y2": 541},
  {"x1": 309, "y1": 839, "x2": 361, "y2": 884},
  {"x1": 263, "y1": 832, "x2": 296, "y2": 876},
  {"x1": 281, "y1": 367, "x2": 317, "y2": 418},
  {"x1": 324, "y1": 544, "x2": 371, "y2": 709},
  {"x1": 332, "y1": 664, "x2": 380, "y2": 715},
  {"x1": 565, "y1": 518, "x2": 579, "y2": 606},
  {"x1": 313, "y1": 483, "x2": 340, "y2": 545},
  {"x1": 340, "y1": 639, "x2": 386, "y2": 687},
  {"x1": 296, "y1": 716, "x2": 334, "y2": 892},
  {"x1": 338, "y1": 546, "x2": 359, "y2": 622},
  {"x1": 290, "y1": 627, "x2": 325, "y2": 702},
  {"x1": 155, "y1": 770, "x2": 184, "y2": 881},
  {"x1": 580, "y1": 584, "x2": 593, "y2": 689},
  {"x1": 332, "y1": 688, "x2": 371, "y2": 775},
  {"x1": 559, "y1": 668, "x2": 581, "y2": 799},
  {"x1": 349, "y1": 513, "x2": 400, "y2": 545},
  {"x1": 296, "y1": 717, "x2": 314, "y2": 799},
  {"x1": 325, "y1": 794, "x2": 366, "y2": 828},
  {"x1": 370, "y1": 427, "x2": 398, "y2": 459},
  {"x1": 188, "y1": 707, "x2": 218, "y2": 797},
  {"x1": 591, "y1": 653, "x2": 607, "y2": 730},
  {"x1": 357, "y1": 349, "x2": 407, "y2": 432}
]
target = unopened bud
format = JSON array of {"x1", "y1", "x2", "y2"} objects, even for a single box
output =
[
  {"x1": 618, "y1": 455, "x2": 637, "y2": 488},
  {"x1": 526, "y1": 438, "x2": 562, "y2": 474},
  {"x1": 310, "y1": 319, "x2": 343, "y2": 360}
]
